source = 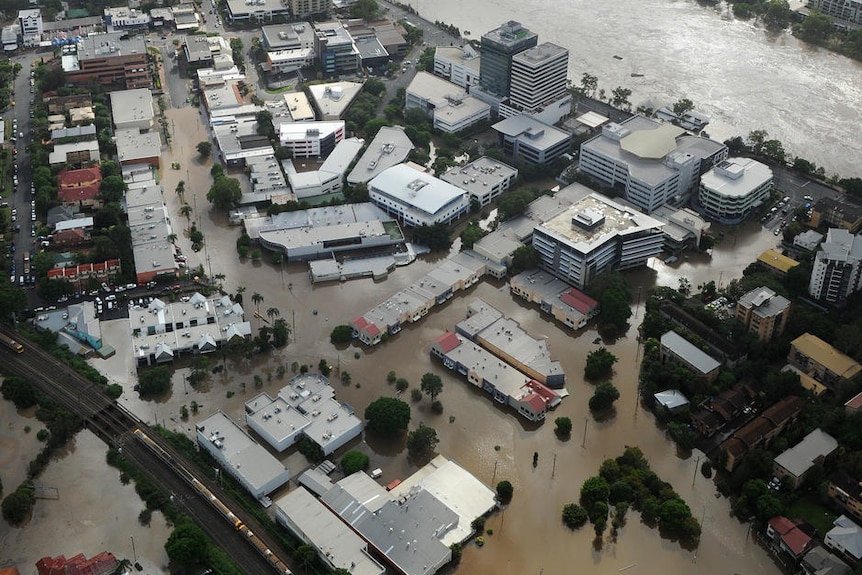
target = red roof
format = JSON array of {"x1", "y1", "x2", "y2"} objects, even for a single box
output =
[
  {"x1": 846, "y1": 391, "x2": 862, "y2": 411},
  {"x1": 523, "y1": 392, "x2": 547, "y2": 414},
  {"x1": 559, "y1": 288, "x2": 598, "y2": 313},
  {"x1": 36, "y1": 552, "x2": 117, "y2": 575},
  {"x1": 434, "y1": 331, "x2": 461, "y2": 353},
  {"x1": 352, "y1": 316, "x2": 370, "y2": 329},
  {"x1": 769, "y1": 516, "x2": 797, "y2": 535},
  {"x1": 53, "y1": 229, "x2": 87, "y2": 245},
  {"x1": 363, "y1": 322, "x2": 381, "y2": 337},
  {"x1": 768, "y1": 516, "x2": 812, "y2": 556},
  {"x1": 524, "y1": 379, "x2": 560, "y2": 403},
  {"x1": 48, "y1": 259, "x2": 120, "y2": 280},
  {"x1": 57, "y1": 167, "x2": 102, "y2": 203}
]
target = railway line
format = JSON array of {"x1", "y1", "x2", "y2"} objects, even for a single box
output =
[{"x1": 0, "y1": 326, "x2": 295, "y2": 575}]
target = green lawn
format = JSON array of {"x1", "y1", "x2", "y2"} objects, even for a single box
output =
[{"x1": 787, "y1": 497, "x2": 838, "y2": 537}]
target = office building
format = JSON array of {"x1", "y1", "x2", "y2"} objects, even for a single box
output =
[
  {"x1": 440, "y1": 156, "x2": 517, "y2": 208},
  {"x1": 314, "y1": 21, "x2": 360, "y2": 76},
  {"x1": 109, "y1": 88, "x2": 155, "y2": 131},
  {"x1": 478, "y1": 21, "x2": 537, "y2": 97},
  {"x1": 285, "y1": 0, "x2": 330, "y2": 19},
  {"x1": 225, "y1": 0, "x2": 291, "y2": 22},
  {"x1": 807, "y1": 0, "x2": 862, "y2": 24},
  {"x1": 579, "y1": 115, "x2": 728, "y2": 213},
  {"x1": 492, "y1": 114, "x2": 571, "y2": 165},
  {"x1": 307, "y1": 81, "x2": 364, "y2": 120},
  {"x1": 405, "y1": 72, "x2": 491, "y2": 134},
  {"x1": 285, "y1": 137, "x2": 364, "y2": 203},
  {"x1": 698, "y1": 158, "x2": 773, "y2": 223},
  {"x1": 278, "y1": 120, "x2": 345, "y2": 158},
  {"x1": 504, "y1": 42, "x2": 570, "y2": 124},
  {"x1": 63, "y1": 32, "x2": 150, "y2": 89},
  {"x1": 809, "y1": 228, "x2": 862, "y2": 305},
  {"x1": 531, "y1": 192, "x2": 665, "y2": 289},
  {"x1": 433, "y1": 45, "x2": 481, "y2": 89},
  {"x1": 368, "y1": 164, "x2": 469, "y2": 227},
  {"x1": 347, "y1": 126, "x2": 414, "y2": 185},
  {"x1": 735, "y1": 286, "x2": 791, "y2": 343},
  {"x1": 18, "y1": 9, "x2": 42, "y2": 46}
]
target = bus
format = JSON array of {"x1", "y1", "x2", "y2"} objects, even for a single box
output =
[{"x1": 0, "y1": 333, "x2": 24, "y2": 353}]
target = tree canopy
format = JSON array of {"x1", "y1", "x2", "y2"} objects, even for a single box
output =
[
  {"x1": 589, "y1": 381, "x2": 620, "y2": 413},
  {"x1": 137, "y1": 366, "x2": 172, "y2": 395},
  {"x1": 364, "y1": 396, "x2": 411, "y2": 435},
  {"x1": 406, "y1": 423, "x2": 439, "y2": 460},
  {"x1": 165, "y1": 520, "x2": 209, "y2": 565},
  {"x1": 207, "y1": 175, "x2": 242, "y2": 210},
  {"x1": 341, "y1": 450, "x2": 370, "y2": 475},
  {"x1": 420, "y1": 372, "x2": 443, "y2": 401},
  {"x1": 412, "y1": 223, "x2": 452, "y2": 251},
  {"x1": 584, "y1": 347, "x2": 618, "y2": 380},
  {"x1": 196, "y1": 141, "x2": 212, "y2": 158}
]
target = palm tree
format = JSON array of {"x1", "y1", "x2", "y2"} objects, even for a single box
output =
[
  {"x1": 175, "y1": 180, "x2": 185, "y2": 198},
  {"x1": 180, "y1": 204, "x2": 192, "y2": 221},
  {"x1": 235, "y1": 285, "x2": 245, "y2": 305},
  {"x1": 167, "y1": 233, "x2": 177, "y2": 244},
  {"x1": 212, "y1": 273, "x2": 225, "y2": 289},
  {"x1": 266, "y1": 307, "x2": 280, "y2": 323},
  {"x1": 251, "y1": 292, "x2": 264, "y2": 314}
]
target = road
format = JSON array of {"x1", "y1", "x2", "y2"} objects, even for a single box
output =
[{"x1": 761, "y1": 164, "x2": 845, "y2": 233}]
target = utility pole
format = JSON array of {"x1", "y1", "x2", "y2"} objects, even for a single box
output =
[
  {"x1": 492, "y1": 459, "x2": 498, "y2": 485},
  {"x1": 130, "y1": 535, "x2": 137, "y2": 564},
  {"x1": 582, "y1": 417, "x2": 588, "y2": 448},
  {"x1": 692, "y1": 455, "x2": 701, "y2": 488},
  {"x1": 552, "y1": 453, "x2": 557, "y2": 478}
]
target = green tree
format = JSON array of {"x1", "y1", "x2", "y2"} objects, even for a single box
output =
[
  {"x1": 589, "y1": 382, "x2": 620, "y2": 413},
  {"x1": 509, "y1": 245, "x2": 541, "y2": 274},
  {"x1": 580, "y1": 476, "x2": 610, "y2": 509},
  {"x1": 420, "y1": 372, "x2": 443, "y2": 401},
  {"x1": 584, "y1": 347, "x2": 618, "y2": 380},
  {"x1": 294, "y1": 544, "x2": 317, "y2": 570},
  {"x1": 272, "y1": 318, "x2": 291, "y2": 347},
  {"x1": 196, "y1": 141, "x2": 212, "y2": 158},
  {"x1": 555, "y1": 416, "x2": 572, "y2": 436},
  {"x1": 658, "y1": 498, "x2": 693, "y2": 538},
  {"x1": 611, "y1": 86, "x2": 632, "y2": 110},
  {"x1": 330, "y1": 325, "x2": 353, "y2": 343},
  {"x1": 137, "y1": 366, "x2": 172, "y2": 395},
  {"x1": 164, "y1": 520, "x2": 209, "y2": 565},
  {"x1": 496, "y1": 480, "x2": 514, "y2": 504},
  {"x1": 364, "y1": 396, "x2": 411, "y2": 435},
  {"x1": 672, "y1": 98, "x2": 695, "y2": 118},
  {"x1": 206, "y1": 176, "x2": 242, "y2": 210},
  {"x1": 580, "y1": 73, "x2": 598, "y2": 97},
  {"x1": 349, "y1": 0, "x2": 379, "y2": 20},
  {"x1": 796, "y1": 10, "x2": 833, "y2": 43},
  {"x1": 406, "y1": 423, "x2": 439, "y2": 460},
  {"x1": 363, "y1": 77, "x2": 386, "y2": 97},
  {"x1": 562, "y1": 503, "x2": 589, "y2": 529},
  {"x1": 460, "y1": 224, "x2": 487, "y2": 249},
  {"x1": 98, "y1": 175, "x2": 127, "y2": 203},
  {"x1": 1, "y1": 483, "x2": 35, "y2": 525},
  {"x1": 412, "y1": 223, "x2": 452, "y2": 251},
  {"x1": 341, "y1": 450, "x2": 370, "y2": 474}
]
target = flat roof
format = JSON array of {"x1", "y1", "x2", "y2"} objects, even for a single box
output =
[
  {"x1": 738, "y1": 286, "x2": 791, "y2": 318},
  {"x1": 512, "y1": 41, "x2": 567, "y2": 66},
  {"x1": 110, "y1": 88, "x2": 155, "y2": 126},
  {"x1": 274, "y1": 488, "x2": 385, "y2": 575},
  {"x1": 115, "y1": 128, "x2": 161, "y2": 162},
  {"x1": 261, "y1": 22, "x2": 315, "y2": 50},
  {"x1": 279, "y1": 120, "x2": 345, "y2": 143},
  {"x1": 226, "y1": 0, "x2": 290, "y2": 17},
  {"x1": 197, "y1": 411, "x2": 289, "y2": 495},
  {"x1": 701, "y1": 157, "x2": 773, "y2": 198},
  {"x1": 48, "y1": 140, "x2": 99, "y2": 164},
  {"x1": 355, "y1": 36, "x2": 388, "y2": 59},
  {"x1": 661, "y1": 330, "x2": 721, "y2": 374},
  {"x1": 440, "y1": 156, "x2": 517, "y2": 197},
  {"x1": 434, "y1": 45, "x2": 481, "y2": 72},
  {"x1": 75, "y1": 31, "x2": 146, "y2": 61},
  {"x1": 821, "y1": 228, "x2": 862, "y2": 264},
  {"x1": 575, "y1": 111, "x2": 609, "y2": 129},
  {"x1": 758, "y1": 249, "x2": 800, "y2": 273},
  {"x1": 791, "y1": 333, "x2": 862, "y2": 379},
  {"x1": 307, "y1": 82, "x2": 364, "y2": 120},
  {"x1": 282, "y1": 91, "x2": 316, "y2": 121},
  {"x1": 492, "y1": 114, "x2": 571, "y2": 151},
  {"x1": 347, "y1": 126, "x2": 414, "y2": 184},
  {"x1": 535, "y1": 193, "x2": 664, "y2": 254},
  {"x1": 407, "y1": 71, "x2": 466, "y2": 104},
  {"x1": 369, "y1": 164, "x2": 467, "y2": 217}
]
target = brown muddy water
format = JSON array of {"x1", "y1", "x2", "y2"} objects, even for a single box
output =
[{"x1": 2, "y1": 107, "x2": 782, "y2": 574}]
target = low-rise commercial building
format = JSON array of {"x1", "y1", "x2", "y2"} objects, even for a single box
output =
[
  {"x1": 63, "y1": 32, "x2": 150, "y2": 89},
  {"x1": 509, "y1": 269, "x2": 599, "y2": 330},
  {"x1": 430, "y1": 331, "x2": 562, "y2": 421},
  {"x1": 347, "y1": 126, "x2": 414, "y2": 185},
  {"x1": 456, "y1": 298, "x2": 565, "y2": 387},
  {"x1": 697, "y1": 158, "x2": 773, "y2": 223},
  {"x1": 279, "y1": 120, "x2": 345, "y2": 158},
  {"x1": 433, "y1": 45, "x2": 481, "y2": 89},
  {"x1": 307, "y1": 81, "x2": 363, "y2": 120},
  {"x1": 735, "y1": 286, "x2": 791, "y2": 343},
  {"x1": 18, "y1": 9, "x2": 42, "y2": 47},
  {"x1": 405, "y1": 72, "x2": 491, "y2": 134},
  {"x1": 196, "y1": 411, "x2": 290, "y2": 502},
  {"x1": 492, "y1": 114, "x2": 571, "y2": 165},
  {"x1": 788, "y1": 333, "x2": 862, "y2": 390},
  {"x1": 115, "y1": 128, "x2": 161, "y2": 167},
  {"x1": 124, "y1": 179, "x2": 178, "y2": 284},
  {"x1": 368, "y1": 164, "x2": 469, "y2": 227},
  {"x1": 440, "y1": 156, "x2": 517, "y2": 208},
  {"x1": 285, "y1": 137, "x2": 364, "y2": 204},
  {"x1": 652, "y1": 205, "x2": 710, "y2": 253},
  {"x1": 109, "y1": 88, "x2": 155, "y2": 131},
  {"x1": 212, "y1": 120, "x2": 275, "y2": 168},
  {"x1": 225, "y1": 0, "x2": 291, "y2": 22}
]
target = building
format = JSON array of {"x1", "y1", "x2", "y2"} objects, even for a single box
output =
[
  {"x1": 455, "y1": 298, "x2": 565, "y2": 387},
  {"x1": 36, "y1": 553, "x2": 118, "y2": 575},
  {"x1": 773, "y1": 428, "x2": 837, "y2": 488},
  {"x1": 47, "y1": 259, "x2": 120, "y2": 291},
  {"x1": 788, "y1": 333, "x2": 862, "y2": 389},
  {"x1": 104, "y1": 6, "x2": 151, "y2": 31},
  {"x1": 347, "y1": 126, "x2": 413, "y2": 185},
  {"x1": 807, "y1": 0, "x2": 862, "y2": 25},
  {"x1": 109, "y1": 88, "x2": 155, "y2": 130},
  {"x1": 405, "y1": 72, "x2": 491, "y2": 134},
  {"x1": 809, "y1": 196, "x2": 862, "y2": 234},
  {"x1": 433, "y1": 45, "x2": 481, "y2": 90},
  {"x1": 307, "y1": 81, "x2": 363, "y2": 121},
  {"x1": 829, "y1": 472, "x2": 862, "y2": 524},
  {"x1": 809, "y1": 228, "x2": 862, "y2": 305},
  {"x1": 509, "y1": 269, "x2": 599, "y2": 330},
  {"x1": 115, "y1": 128, "x2": 161, "y2": 167},
  {"x1": 767, "y1": 516, "x2": 815, "y2": 562},
  {"x1": 801, "y1": 546, "x2": 851, "y2": 575},
  {"x1": 720, "y1": 396, "x2": 804, "y2": 471},
  {"x1": 278, "y1": 121, "x2": 344, "y2": 158},
  {"x1": 212, "y1": 120, "x2": 274, "y2": 168},
  {"x1": 653, "y1": 205, "x2": 710, "y2": 253},
  {"x1": 368, "y1": 164, "x2": 469, "y2": 227},
  {"x1": 286, "y1": 137, "x2": 364, "y2": 203},
  {"x1": 285, "y1": 0, "x2": 330, "y2": 19},
  {"x1": 492, "y1": 114, "x2": 571, "y2": 165},
  {"x1": 659, "y1": 330, "x2": 721, "y2": 380},
  {"x1": 659, "y1": 300, "x2": 747, "y2": 367},
  {"x1": 758, "y1": 248, "x2": 800, "y2": 278},
  {"x1": 124, "y1": 179, "x2": 179, "y2": 284},
  {"x1": 225, "y1": 0, "x2": 291, "y2": 23},
  {"x1": 63, "y1": 32, "x2": 150, "y2": 89},
  {"x1": 697, "y1": 158, "x2": 773, "y2": 223},
  {"x1": 314, "y1": 21, "x2": 360, "y2": 76},
  {"x1": 196, "y1": 411, "x2": 290, "y2": 501},
  {"x1": 735, "y1": 286, "x2": 791, "y2": 343},
  {"x1": 245, "y1": 374, "x2": 363, "y2": 455},
  {"x1": 262, "y1": 22, "x2": 316, "y2": 50},
  {"x1": 478, "y1": 21, "x2": 538, "y2": 97},
  {"x1": 57, "y1": 167, "x2": 102, "y2": 210},
  {"x1": 18, "y1": 9, "x2": 42, "y2": 46},
  {"x1": 274, "y1": 488, "x2": 385, "y2": 575},
  {"x1": 48, "y1": 140, "x2": 100, "y2": 167},
  {"x1": 430, "y1": 331, "x2": 562, "y2": 421},
  {"x1": 501, "y1": 42, "x2": 571, "y2": 125},
  {"x1": 531, "y1": 192, "x2": 665, "y2": 289},
  {"x1": 579, "y1": 115, "x2": 728, "y2": 213},
  {"x1": 826, "y1": 516, "x2": 862, "y2": 564},
  {"x1": 654, "y1": 389, "x2": 690, "y2": 413},
  {"x1": 252, "y1": 203, "x2": 403, "y2": 263},
  {"x1": 440, "y1": 156, "x2": 518, "y2": 208}
]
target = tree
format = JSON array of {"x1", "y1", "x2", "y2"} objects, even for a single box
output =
[
  {"x1": 272, "y1": 318, "x2": 291, "y2": 347},
  {"x1": 672, "y1": 98, "x2": 695, "y2": 118},
  {"x1": 555, "y1": 416, "x2": 572, "y2": 436},
  {"x1": 580, "y1": 476, "x2": 610, "y2": 509},
  {"x1": 459, "y1": 224, "x2": 486, "y2": 249},
  {"x1": 589, "y1": 382, "x2": 620, "y2": 413},
  {"x1": 341, "y1": 450, "x2": 370, "y2": 474},
  {"x1": 496, "y1": 480, "x2": 514, "y2": 504},
  {"x1": 406, "y1": 423, "x2": 439, "y2": 460},
  {"x1": 1, "y1": 484, "x2": 35, "y2": 525},
  {"x1": 562, "y1": 503, "x2": 589, "y2": 529},
  {"x1": 797, "y1": 9, "x2": 833, "y2": 43},
  {"x1": 412, "y1": 223, "x2": 452, "y2": 251},
  {"x1": 206, "y1": 176, "x2": 242, "y2": 210},
  {"x1": 165, "y1": 520, "x2": 209, "y2": 565},
  {"x1": 349, "y1": 0, "x2": 379, "y2": 20},
  {"x1": 611, "y1": 86, "x2": 632, "y2": 110},
  {"x1": 509, "y1": 245, "x2": 541, "y2": 275},
  {"x1": 294, "y1": 544, "x2": 317, "y2": 571},
  {"x1": 180, "y1": 204, "x2": 192, "y2": 222},
  {"x1": 364, "y1": 78, "x2": 386, "y2": 97},
  {"x1": 584, "y1": 347, "x2": 618, "y2": 380},
  {"x1": 420, "y1": 372, "x2": 443, "y2": 401},
  {"x1": 658, "y1": 498, "x2": 692, "y2": 538},
  {"x1": 330, "y1": 325, "x2": 353, "y2": 344},
  {"x1": 196, "y1": 141, "x2": 212, "y2": 158},
  {"x1": 251, "y1": 292, "x2": 264, "y2": 313},
  {"x1": 364, "y1": 396, "x2": 411, "y2": 435},
  {"x1": 266, "y1": 307, "x2": 280, "y2": 322},
  {"x1": 580, "y1": 73, "x2": 598, "y2": 97},
  {"x1": 137, "y1": 367, "x2": 172, "y2": 395},
  {"x1": 99, "y1": 175, "x2": 127, "y2": 203}
]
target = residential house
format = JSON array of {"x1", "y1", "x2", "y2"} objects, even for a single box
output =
[
  {"x1": 767, "y1": 516, "x2": 815, "y2": 562},
  {"x1": 826, "y1": 516, "x2": 862, "y2": 564},
  {"x1": 801, "y1": 546, "x2": 851, "y2": 575},
  {"x1": 57, "y1": 167, "x2": 102, "y2": 210},
  {"x1": 659, "y1": 330, "x2": 721, "y2": 381},
  {"x1": 828, "y1": 472, "x2": 862, "y2": 524}
]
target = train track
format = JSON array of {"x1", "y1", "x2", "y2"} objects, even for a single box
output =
[{"x1": 0, "y1": 326, "x2": 295, "y2": 575}]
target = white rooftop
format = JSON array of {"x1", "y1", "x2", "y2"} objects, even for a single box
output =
[
  {"x1": 774, "y1": 428, "x2": 838, "y2": 478},
  {"x1": 109, "y1": 88, "x2": 154, "y2": 127},
  {"x1": 347, "y1": 126, "x2": 414, "y2": 184},
  {"x1": 701, "y1": 157, "x2": 773, "y2": 198},
  {"x1": 661, "y1": 330, "x2": 721, "y2": 374},
  {"x1": 369, "y1": 164, "x2": 467, "y2": 217}
]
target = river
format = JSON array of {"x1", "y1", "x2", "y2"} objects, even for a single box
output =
[{"x1": 404, "y1": 0, "x2": 862, "y2": 179}]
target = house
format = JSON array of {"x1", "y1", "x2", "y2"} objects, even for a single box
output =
[
  {"x1": 767, "y1": 516, "x2": 815, "y2": 561},
  {"x1": 825, "y1": 515, "x2": 862, "y2": 564},
  {"x1": 57, "y1": 167, "x2": 102, "y2": 210},
  {"x1": 36, "y1": 552, "x2": 118, "y2": 575},
  {"x1": 653, "y1": 389, "x2": 689, "y2": 413},
  {"x1": 788, "y1": 333, "x2": 862, "y2": 390},
  {"x1": 773, "y1": 428, "x2": 838, "y2": 488},
  {"x1": 801, "y1": 545, "x2": 851, "y2": 575}
]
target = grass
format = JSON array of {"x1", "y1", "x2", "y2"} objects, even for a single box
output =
[
  {"x1": 264, "y1": 85, "x2": 295, "y2": 94},
  {"x1": 786, "y1": 496, "x2": 838, "y2": 537}
]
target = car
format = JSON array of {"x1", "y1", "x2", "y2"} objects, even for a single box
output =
[
  {"x1": 114, "y1": 285, "x2": 125, "y2": 292},
  {"x1": 126, "y1": 283, "x2": 137, "y2": 290},
  {"x1": 30, "y1": 229, "x2": 35, "y2": 237},
  {"x1": 57, "y1": 296, "x2": 68, "y2": 303},
  {"x1": 105, "y1": 294, "x2": 117, "y2": 301},
  {"x1": 774, "y1": 228, "x2": 781, "y2": 236},
  {"x1": 804, "y1": 195, "x2": 813, "y2": 201}
]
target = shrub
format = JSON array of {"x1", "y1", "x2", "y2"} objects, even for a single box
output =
[
  {"x1": 471, "y1": 516, "x2": 486, "y2": 532},
  {"x1": 341, "y1": 450, "x2": 370, "y2": 475},
  {"x1": 496, "y1": 480, "x2": 513, "y2": 504},
  {"x1": 387, "y1": 371, "x2": 397, "y2": 384},
  {"x1": 431, "y1": 400, "x2": 444, "y2": 414},
  {"x1": 139, "y1": 508, "x2": 153, "y2": 525},
  {"x1": 330, "y1": 325, "x2": 353, "y2": 344},
  {"x1": 562, "y1": 503, "x2": 588, "y2": 529},
  {"x1": 395, "y1": 378, "x2": 409, "y2": 391},
  {"x1": 555, "y1": 416, "x2": 572, "y2": 436},
  {"x1": 410, "y1": 389, "x2": 423, "y2": 402},
  {"x1": 36, "y1": 429, "x2": 50, "y2": 442},
  {"x1": 589, "y1": 382, "x2": 620, "y2": 413}
]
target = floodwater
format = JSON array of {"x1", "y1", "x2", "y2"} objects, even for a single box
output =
[
  {"x1": 403, "y1": 0, "x2": 862, "y2": 178},
  {"x1": 3, "y1": 105, "x2": 783, "y2": 574}
]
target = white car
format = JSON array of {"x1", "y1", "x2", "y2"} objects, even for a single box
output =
[{"x1": 105, "y1": 294, "x2": 117, "y2": 301}]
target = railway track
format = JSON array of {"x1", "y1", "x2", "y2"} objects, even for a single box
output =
[{"x1": 0, "y1": 326, "x2": 294, "y2": 575}]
